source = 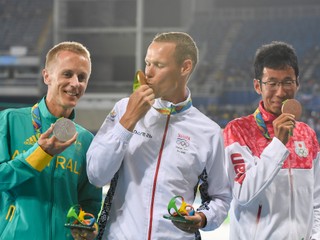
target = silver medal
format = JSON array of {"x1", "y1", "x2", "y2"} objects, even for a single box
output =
[{"x1": 53, "y1": 118, "x2": 76, "y2": 142}]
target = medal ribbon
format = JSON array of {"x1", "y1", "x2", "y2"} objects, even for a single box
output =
[
  {"x1": 253, "y1": 108, "x2": 271, "y2": 140},
  {"x1": 31, "y1": 103, "x2": 42, "y2": 139},
  {"x1": 154, "y1": 99, "x2": 192, "y2": 115}
]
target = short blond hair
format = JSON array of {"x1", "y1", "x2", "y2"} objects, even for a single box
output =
[
  {"x1": 45, "y1": 41, "x2": 91, "y2": 69},
  {"x1": 153, "y1": 32, "x2": 198, "y2": 73}
]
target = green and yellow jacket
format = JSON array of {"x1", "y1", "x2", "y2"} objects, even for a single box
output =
[{"x1": 0, "y1": 97, "x2": 102, "y2": 240}]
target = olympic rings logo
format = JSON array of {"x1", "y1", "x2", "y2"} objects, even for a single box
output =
[{"x1": 176, "y1": 138, "x2": 189, "y2": 148}]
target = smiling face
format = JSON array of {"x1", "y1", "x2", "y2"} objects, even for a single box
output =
[
  {"x1": 43, "y1": 50, "x2": 91, "y2": 117},
  {"x1": 254, "y1": 66, "x2": 299, "y2": 116},
  {"x1": 144, "y1": 41, "x2": 192, "y2": 103}
]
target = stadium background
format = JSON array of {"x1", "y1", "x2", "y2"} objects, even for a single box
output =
[{"x1": 1, "y1": 0, "x2": 320, "y2": 238}]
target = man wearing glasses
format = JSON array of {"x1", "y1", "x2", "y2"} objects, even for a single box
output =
[{"x1": 224, "y1": 41, "x2": 320, "y2": 239}]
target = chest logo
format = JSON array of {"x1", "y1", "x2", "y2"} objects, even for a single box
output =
[
  {"x1": 176, "y1": 133, "x2": 190, "y2": 153},
  {"x1": 24, "y1": 135, "x2": 37, "y2": 145},
  {"x1": 294, "y1": 141, "x2": 308, "y2": 158}
]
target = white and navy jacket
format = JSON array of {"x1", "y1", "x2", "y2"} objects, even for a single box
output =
[{"x1": 87, "y1": 92, "x2": 231, "y2": 240}]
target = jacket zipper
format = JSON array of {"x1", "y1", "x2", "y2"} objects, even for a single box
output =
[
  {"x1": 147, "y1": 114, "x2": 171, "y2": 240},
  {"x1": 288, "y1": 158, "x2": 295, "y2": 239},
  {"x1": 253, "y1": 204, "x2": 262, "y2": 240},
  {"x1": 49, "y1": 157, "x2": 56, "y2": 240}
]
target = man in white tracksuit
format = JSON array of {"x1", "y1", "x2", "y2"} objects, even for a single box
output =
[
  {"x1": 224, "y1": 41, "x2": 320, "y2": 240},
  {"x1": 86, "y1": 32, "x2": 231, "y2": 240}
]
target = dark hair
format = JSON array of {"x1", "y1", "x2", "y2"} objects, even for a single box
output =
[
  {"x1": 254, "y1": 41, "x2": 299, "y2": 85},
  {"x1": 153, "y1": 32, "x2": 198, "y2": 73}
]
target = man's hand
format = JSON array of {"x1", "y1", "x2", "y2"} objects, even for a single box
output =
[
  {"x1": 38, "y1": 124, "x2": 77, "y2": 156},
  {"x1": 120, "y1": 84, "x2": 155, "y2": 131},
  {"x1": 273, "y1": 113, "x2": 296, "y2": 145},
  {"x1": 172, "y1": 212, "x2": 206, "y2": 233},
  {"x1": 71, "y1": 227, "x2": 98, "y2": 240}
]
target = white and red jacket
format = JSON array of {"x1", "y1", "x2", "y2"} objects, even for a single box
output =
[
  {"x1": 87, "y1": 93, "x2": 231, "y2": 240},
  {"x1": 224, "y1": 101, "x2": 320, "y2": 240}
]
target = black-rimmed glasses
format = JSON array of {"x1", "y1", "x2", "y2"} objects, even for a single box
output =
[{"x1": 259, "y1": 80, "x2": 297, "y2": 91}]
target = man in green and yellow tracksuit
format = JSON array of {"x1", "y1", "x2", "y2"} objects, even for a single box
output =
[{"x1": 0, "y1": 41, "x2": 102, "y2": 240}]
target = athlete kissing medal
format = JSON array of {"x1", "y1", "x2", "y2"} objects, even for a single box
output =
[
  {"x1": 281, "y1": 99, "x2": 302, "y2": 120},
  {"x1": 53, "y1": 118, "x2": 76, "y2": 142}
]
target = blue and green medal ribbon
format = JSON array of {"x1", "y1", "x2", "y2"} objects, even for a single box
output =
[
  {"x1": 31, "y1": 103, "x2": 42, "y2": 139},
  {"x1": 253, "y1": 108, "x2": 271, "y2": 140}
]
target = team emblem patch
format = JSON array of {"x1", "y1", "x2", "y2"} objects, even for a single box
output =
[
  {"x1": 294, "y1": 141, "x2": 308, "y2": 157},
  {"x1": 176, "y1": 133, "x2": 190, "y2": 153}
]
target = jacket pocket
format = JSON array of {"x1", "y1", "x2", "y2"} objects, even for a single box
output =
[
  {"x1": 0, "y1": 192, "x2": 16, "y2": 238},
  {"x1": 5, "y1": 205, "x2": 16, "y2": 222}
]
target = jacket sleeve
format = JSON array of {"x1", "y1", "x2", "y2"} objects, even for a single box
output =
[
  {"x1": 78, "y1": 165, "x2": 102, "y2": 218},
  {"x1": 223, "y1": 121, "x2": 289, "y2": 206},
  {"x1": 0, "y1": 111, "x2": 53, "y2": 192},
  {"x1": 198, "y1": 130, "x2": 232, "y2": 231},
  {"x1": 86, "y1": 100, "x2": 133, "y2": 187},
  {"x1": 77, "y1": 131, "x2": 103, "y2": 218},
  {"x1": 312, "y1": 151, "x2": 320, "y2": 239}
]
